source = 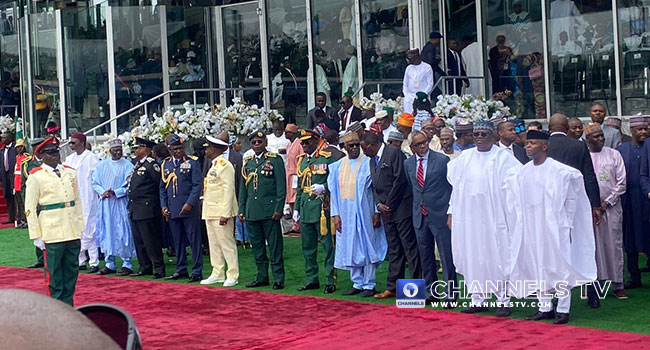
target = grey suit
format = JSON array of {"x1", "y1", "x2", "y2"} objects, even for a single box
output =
[{"x1": 404, "y1": 150, "x2": 457, "y2": 299}]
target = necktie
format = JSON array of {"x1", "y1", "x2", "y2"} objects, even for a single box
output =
[
  {"x1": 174, "y1": 159, "x2": 179, "y2": 167},
  {"x1": 3, "y1": 148, "x2": 7, "y2": 170},
  {"x1": 417, "y1": 158, "x2": 428, "y2": 215},
  {"x1": 53, "y1": 168, "x2": 61, "y2": 178},
  {"x1": 374, "y1": 156, "x2": 379, "y2": 167},
  {"x1": 343, "y1": 110, "x2": 349, "y2": 130}
]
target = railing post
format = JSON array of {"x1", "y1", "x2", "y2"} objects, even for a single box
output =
[
  {"x1": 193, "y1": 90, "x2": 197, "y2": 111},
  {"x1": 144, "y1": 104, "x2": 148, "y2": 119},
  {"x1": 93, "y1": 129, "x2": 97, "y2": 146}
]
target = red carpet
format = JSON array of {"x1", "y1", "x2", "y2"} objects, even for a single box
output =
[
  {"x1": 1, "y1": 266, "x2": 650, "y2": 350},
  {"x1": 0, "y1": 188, "x2": 13, "y2": 229}
]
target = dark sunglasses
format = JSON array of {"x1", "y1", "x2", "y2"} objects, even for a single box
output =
[
  {"x1": 346, "y1": 143, "x2": 360, "y2": 148},
  {"x1": 473, "y1": 131, "x2": 491, "y2": 138},
  {"x1": 251, "y1": 140, "x2": 264, "y2": 145}
]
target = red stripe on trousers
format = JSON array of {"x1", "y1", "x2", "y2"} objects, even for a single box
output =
[{"x1": 43, "y1": 248, "x2": 50, "y2": 296}]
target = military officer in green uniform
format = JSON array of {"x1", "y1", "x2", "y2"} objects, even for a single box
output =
[
  {"x1": 239, "y1": 129, "x2": 287, "y2": 290},
  {"x1": 294, "y1": 129, "x2": 336, "y2": 294},
  {"x1": 22, "y1": 138, "x2": 45, "y2": 269}
]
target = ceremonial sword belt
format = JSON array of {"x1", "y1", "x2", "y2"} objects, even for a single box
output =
[{"x1": 37, "y1": 200, "x2": 75, "y2": 213}]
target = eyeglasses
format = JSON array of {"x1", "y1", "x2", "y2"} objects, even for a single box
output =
[
  {"x1": 346, "y1": 143, "x2": 360, "y2": 148},
  {"x1": 69, "y1": 140, "x2": 78, "y2": 145},
  {"x1": 251, "y1": 140, "x2": 264, "y2": 145},
  {"x1": 411, "y1": 141, "x2": 428, "y2": 148},
  {"x1": 473, "y1": 131, "x2": 491, "y2": 138}
]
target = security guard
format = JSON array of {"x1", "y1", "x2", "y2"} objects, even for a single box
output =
[
  {"x1": 294, "y1": 129, "x2": 336, "y2": 294},
  {"x1": 24, "y1": 137, "x2": 84, "y2": 306},
  {"x1": 128, "y1": 137, "x2": 165, "y2": 279},
  {"x1": 238, "y1": 129, "x2": 286, "y2": 290},
  {"x1": 160, "y1": 134, "x2": 204, "y2": 282},
  {"x1": 22, "y1": 137, "x2": 45, "y2": 269}
]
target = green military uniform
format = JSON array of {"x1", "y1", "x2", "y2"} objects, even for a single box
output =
[
  {"x1": 21, "y1": 153, "x2": 44, "y2": 265},
  {"x1": 238, "y1": 148, "x2": 286, "y2": 284},
  {"x1": 295, "y1": 148, "x2": 336, "y2": 286}
]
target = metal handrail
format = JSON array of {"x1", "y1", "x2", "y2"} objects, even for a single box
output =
[{"x1": 432, "y1": 75, "x2": 485, "y2": 92}]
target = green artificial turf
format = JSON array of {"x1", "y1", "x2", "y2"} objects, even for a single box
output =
[{"x1": 1, "y1": 227, "x2": 649, "y2": 334}]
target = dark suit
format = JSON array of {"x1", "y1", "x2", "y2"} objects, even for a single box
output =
[
  {"x1": 369, "y1": 145, "x2": 421, "y2": 292},
  {"x1": 128, "y1": 156, "x2": 164, "y2": 275},
  {"x1": 498, "y1": 142, "x2": 529, "y2": 164},
  {"x1": 308, "y1": 106, "x2": 340, "y2": 131},
  {"x1": 404, "y1": 150, "x2": 456, "y2": 298},
  {"x1": 548, "y1": 133, "x2": 601, "y2": 208},
  {"x1": 421, "y1": 41, "x2": 446, "y2": 99},
  {"x1": 229, "y1": 149, "x2": 243, "y2": 198},
  {"x1": 0, "y1": 142, "x2": 16, "y2": 221},
  {"x1": 446, "y1": 49, "x2": 468, "y2": 95},
  {"x1": 339, "y1": 106, "x2": 362, "y2": 130}
]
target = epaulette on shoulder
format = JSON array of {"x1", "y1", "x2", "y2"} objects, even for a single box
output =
[
  {"x1": 21, "y1": 155, "x2": 32, "y2": 164},
  {"x1": 244, "y1": 155, "x2": 254, "y2": 161},
  {"x1": 297, "y1": 153, "x2": 306, "y2": 158},
  {"x1": 145, "y1": 156, "x2": 155, "y2": 163},
  {"x1": 318, "y1": 150, "x2": 331, "y2": 158},
  {"x1": 29, "y1": 166, "x2": 43, "y2": 175},
  {"x1": 63, "y1": 165, "x2": 73, "y2": 169},
  {"x1": 264, "y1": 152, "x2": 277, "y2": 158},
  {"x1": 188, "y1": 155, "x2": 198, "y2": 161}
]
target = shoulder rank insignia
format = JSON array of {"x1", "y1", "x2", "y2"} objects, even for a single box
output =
[
  {"x1": 244, "y1": 155, "x2": 254, "y2": 161},
  {"x1": 297, "y1": 153, "x2": 306, "y2": 159},
  {"x1": 25, "y1": 209, "x2": 30, "y2": 217},
  {"x1": 153, "y1": 163, "x2": 161, "y2": 172},
  {"x1": 29, "y1": 166, "x2": 43, "y2": 175},
  {"x1": 318, "y1": 150, "x2": 332, "y2": 158},
  {"x1": 188, "y1": 155, "x2": 198, "y2": 161},
  {"x1": 264, "y1": 152, "x2": 277, "y2": 158},
  {"x1": 219, "y1": 158, "x2": 227, "y2": 166},
  {"x1": 63, "y1": 165, "x2": 73, "y2": 169},
  {"x1": 146, "y1": 156, "x2": 155, "y2": 163},
  {"x1": 21, "y1": 155, "x2": 32, "y2": 164}
]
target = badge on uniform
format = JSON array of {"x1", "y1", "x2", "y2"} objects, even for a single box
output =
[
  {"x1": 219, "y1": 159, "x2": 227, "y2": 166},
  {"x1": 25, "y1": 209, "x2": 30, "y2": 217},
  {"x1": 136, "y1": 166, "x2": 146, "y2": 176},
  {"x1": 261, "y1": 162, "x2": 274, "y2": 176},
  {"x1": 153, "y1": 164, "x2": 161, "y2": 172},
  {"x1": 310, "y1": 164, "x2": 327, "y2": 174}
]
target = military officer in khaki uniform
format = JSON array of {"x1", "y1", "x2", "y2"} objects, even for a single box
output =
[
  {"x1": 22, "y1": 138, "x2": 45, "y2": 269},
  {"x1": 239, "y1": 130, "x2": 286, "y2": 290},
  {"x1": 294, "y1": 129, "x2": 336, "y2": 294},
  {"x1": 24, "y1": 137, "x2": 84, "y2": 306},
  {"x1": 201, "y1": 135, "x2": 239, "y2": 286}
]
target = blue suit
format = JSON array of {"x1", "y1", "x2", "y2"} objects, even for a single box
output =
[
  {"x1": 404, "y1": 150, "x2": 457, "y2": 299},
  {"x1": 160, "y1": 155, "x2": 204, "y2": 276}
]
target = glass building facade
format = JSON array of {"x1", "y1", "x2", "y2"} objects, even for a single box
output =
[{"x1": 2, "y1": 0, "x2": 648, "y2": 139}]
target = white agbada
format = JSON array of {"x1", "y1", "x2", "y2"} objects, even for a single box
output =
[
  {"x1": 266, "y1": 133, "x2": 291, "y2": 163},
  {"x1": 307, "y1": 64, "x2": 331, "y2": 110},
  {"x1": 549, "y1": 0, "x2": 584, "y2": 52},
  {"x1": 509, "y1": 157, "x2": 597, "y2": 298},
  {"x1": 402, "y1": 62, "x2": 434, "y2": 114},
  {"x1": 447, "y1": 145, "x2": 521, "y2": 296},
  {"x1": 64, "y1": 150, "x2": 100, "y2": 263},
  {"x1": 342, "y1": 56, "x2": 358, "y2": 96},
  {"x1": 461, "y1": 42, "x2": 482, "y2": 97}
]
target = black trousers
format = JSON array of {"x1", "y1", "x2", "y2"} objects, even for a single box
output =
[
  {"x1": 131, "y1": 217, "x2": 165, "y2": 275},
  {"x1": 15, "y1": 191, "x2": 25, "y2": 223},
  {"x1": 4, "y1": 191, "x2": 15, "y2": 222},
  {"x1": 383, "y1": 214, "x2": 422, "y2": 292},
  {"x1": 628, "y1": 252, "x2": 642, "y2": 284}
]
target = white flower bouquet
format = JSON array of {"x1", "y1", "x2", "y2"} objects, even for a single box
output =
[{"x1": 433, "y1": 94, "x2": 511, "y2": 127}]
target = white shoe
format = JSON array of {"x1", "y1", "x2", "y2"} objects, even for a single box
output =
[
  {"x1": 200, "y1": 276, "x2": 226, "y2": 285},
  {"x1": 223, "y1": 278, "x2": 239, "y2": 287}
]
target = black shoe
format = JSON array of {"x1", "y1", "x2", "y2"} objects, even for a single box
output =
[
  {"x1": 246, "y1": 281, "x2": 270, "y2": 288},
  {"x1": 461, "y1": 306, "x2": 489, "y2": 314},
  {"x1": 553, "y1": 312, "x2": 570, "y2": 324},
  {"x1": 99, "y1": 267, "x2": 116, "y2": 275},
  {"x1": 153, "y1": 273, "x2": 165, "y2": 279},
  {"x1": 324, "y1": 284, "x2": 336, "y2": 294},
  {"x1": 236, "y1": 240, "x2": 243, "y2": 246},
  {"x1": 495, "y1": 306, "x2": 511, "y2": 317},
  {"x1": 624, "y1": 281, "x2": 642, "y2": 289},
  {"x1": 78, "y1": 265, "x2": 87, "y2": 271},
  {"x1": 88, "y1": 266, "x2": 99, "y2": 274},
  {"x1": 360, "y1": 289, "x2": 376, "y2": 298},
  {"x1": 115, "y1": 267, "x2": 133, "y2": 276},
  {"x1": 587, "y1": 297, "x2": 600, "y2": 309},
  {"x1": 165, "y1": 272, "x2": 189, "y2": 280},
  {"x1": 525, "y1": 311, "x2": 555, "y2": 321},
  {"x1": 188, "y1": 274, "x2": 203, "y2": 283},
  {"x1": 342, "y1": 287, "x2": 363, "y2": 296},
  {"x1": 297, "y1": 282, "x2": 320, "y2": 291},
  {"x1": 130, "y1": 270, "x2": 152, "y2": 277},
  {"x1": 272, "y1": 282, "x2": 284, "y2": 290},
  {"x1": 27, "y1": 262, "x2": 44, "y2": 268}
]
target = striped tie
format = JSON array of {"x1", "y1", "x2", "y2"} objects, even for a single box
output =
[{"x1": 417, "y1": 158, "x2": 428, "y2": 215}]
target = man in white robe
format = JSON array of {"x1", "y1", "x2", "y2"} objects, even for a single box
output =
[
  {"x1": 510, "y1": 130, "x2": 597, "y2": 325},
  {"x1": 64, "y1": 132, "x2": 100, "y2": 273},
  {"x1": 584, "y1": 123, "x2": 627, "y2": 303},
  {"x1": 266, "y1": 120, "x2": 291, "y2": 163},
  {"x1": 342, "y1": 47, "x2": 358, "y2": 96},
  {"x1": 447, "y1": 120, "x2": 521, "y2": 316},
  {"x1": 549, "y1": 0, "x2": 584, "y2": 52},
  {"x1": 328, "y1": 132, "x2": 387, "y2": 297},
  {"x1": 461, "y1": 41, "x2": 482, "y2": 97},
  {"x1": 402, "y1": 49, "x2": 433, "y2": 114},
  {"x1": 307, "y1": 63, "x2": 331, "y2": 110}
]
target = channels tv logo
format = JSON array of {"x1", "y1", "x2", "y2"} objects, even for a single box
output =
[{"x1": 396, "y1": 279, "x2": 425, "y2": 308}]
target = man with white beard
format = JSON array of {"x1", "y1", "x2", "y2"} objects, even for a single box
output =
[
  {"x1": 447, "y1": 119, "x2": 521, "y2": 317},
  {"x1": 510, "y1": 130, "x2": 597, "y2": 324}
]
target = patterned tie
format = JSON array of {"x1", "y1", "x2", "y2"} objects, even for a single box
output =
[
  {"x1": 417, "y1": 158, "x2": 428, "y2": 215},
  {"x1": 53, "y1": 168, "x2": 61, "y2": 178},
  {"x1": 375, "y1": 156, "x2": 379, "y2": 167}
]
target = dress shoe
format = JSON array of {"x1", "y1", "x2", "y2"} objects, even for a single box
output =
[
  {"x1": 201, "y1": 276, "x2": 226, "y2": 285},
  {"x1": 188, "y1": 274, "x2": 203, "y2": 283},
  {"x1": 153, "y1": 272, "x2": 165, "y2": 279},
  {"x1": 323, "y1": 284, "x2": 336, "y2": 294},
  {"x1": 614, "y1": 289, "x2": 629, "y2": 300},
  {"x1": 236, "y1": 240, "x2": 243, "y2": 246},
  {"x1": 130, "y1": 270, "x2": 152, "y2": 277},
  {"x1": 525, "y1": 311, "x2": 555, "y2": 321},
  {"x1": 246, "y1": 281, "x2": 270, "y2": 288},
  {"x1": 272, "y1": 282, "x2": 284, "y2": 290},
  {"x1": 88, "y1": 266, "x2": 99, "y2": 274},
  {"x1": 374, "y1": 290, "x2": 396, "y2": 299},
  {"x1": 27, "y1": 262, "x2": 44, "y2": 268},
  {"x1": 495, "y1": 306, "x2": 511, "y2": 317},
  {"x1": 165, "y1": 272, "x2": 189, "y2": 280},
  {"x1": 360, "y1": 289, "x2": 376, "y2": 298},
  {"x1": 78, "y1": 265, "x2": 87, "y2": 271},
  {"x1": 223, "y1": 278, "x2": 238, "y2": 287},
  {"x1": 461, "y1": 306, "x2": 488, "y2": 314},
  {"x1": 587, "y1": 297, "x2": 600, "y2": 309},
  {"x1": 116, "y1": 267, "x2": 133, "y2": 276},
  {"x1": 99, "y1": 267, "x2": 116, "y2": 275},
  {"x1": 624, "y1": 281, "x2": 642, "y2": 289},
  {"x1": 297, "y1": 282, "x2": 320, "y2": 291},
  {"x1": 342, "y1": 287, "x2": 363, "y2": 296},
  {"x1": 553, "y1": 312, "x2": 570, "y2": 324}
]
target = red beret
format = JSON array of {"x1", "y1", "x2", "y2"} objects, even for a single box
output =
[{"x1": 34, "y1": 136, "x2": 60, "y2": 154}]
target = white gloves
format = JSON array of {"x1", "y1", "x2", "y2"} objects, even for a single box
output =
[
  {"x1": 310, "y1": 184, "x2": 325, "y2": 195},
  {"x1": 291, "y1": 175, "x2": 298, "y2": 189},
  {"x1": 293, "y1": 210, "x2": 300, "y2": 222},
  {"x1": 33, "y1": 238, "x2": 45, "y2": 250}
]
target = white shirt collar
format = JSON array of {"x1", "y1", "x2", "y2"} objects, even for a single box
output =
[
  {"x1": 43, "y1": 163, "x2": 62, "y2": 172},
  {"x1": 550, "y1": 131, "x2": 567, "y2": 136},
  {"x1": 377, "y1": 143, "x2": 385, "y2": 159},
  {"x1": 499, "y1": 141, "x2": 513, "y2": 149},
  {"x1": 416, "y1": 151, "x2": 428, "y2": 162}
]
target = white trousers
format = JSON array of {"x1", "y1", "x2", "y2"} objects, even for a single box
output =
[
  {"x1": 78, "y1": 230, "x2": 99, "y2": 267},
  {"x1": 206, "y1": 219, "x2": 239, "y2": 280}
]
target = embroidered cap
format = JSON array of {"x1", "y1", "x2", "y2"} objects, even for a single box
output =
[
  {"x1": 388, "y1": 131, "x2": 405, "y2": 142},
  {"x1": 109, "y1": 138, "x2": 123, "y2": 150},
  {"x1": 583, "y1": 123, "x2": 602, "y2": 136},
  {"x1": 473, "y1": 119, "x2": 494, "y2": 132},
  {"x1": 342, "y1": 132, "x2": 360, "y2": 143},
  {"x1": 629, "y1": 115, "x2": 648, "y2": 128},
  {"x1": 440, "y1": 127, "x2": 455, "y2": 138},
  {"x1": 397, "y1": 112, "x2": 414, "y2": 127}
]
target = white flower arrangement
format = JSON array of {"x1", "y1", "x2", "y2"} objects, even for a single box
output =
[
  {"x1": 0, "y1": 115, "x2": 16, "y2": 134},
  {"x1": 359, "y1": 92, "x2": 403, "y2": 116},
  {"x1": 433, "y1": 94, "x2": 511, "y2": 127}
]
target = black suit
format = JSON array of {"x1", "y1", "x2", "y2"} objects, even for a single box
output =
[
  {"x1": 339, "y1": 106, "x2": 362, "y2": 130},
  {"x1": 548, "y1": 133, "x2": 601, "y2": 208},
  {"x1": 308, "y1": 106, "x2": 340, "y2": 131},
  {"x1": 229, "y1": 149, "x2": 243, "y2": 199},
  {"x1": 369, "y1": 145, "x2": 421, "y2": 292},
  {"x1": 446, "y1": 49, "x2": 468, "y2": 95},
  {"x1": 498, "y1": 142, "x2": 530, "y2": 164},
  {"x1": 128, "y1": 156, "x2": 165, "y2": 275},
  {"x1": 0, "y1": 143, "x2": 16, "y2": 221}
]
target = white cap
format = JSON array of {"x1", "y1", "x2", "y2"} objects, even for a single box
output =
[
  {"x1": 375, "y1": 110, "x2": 389, "y2": 119},
  {"x1": 206, "y1": 135, "x2": 228, "y2": 147}
]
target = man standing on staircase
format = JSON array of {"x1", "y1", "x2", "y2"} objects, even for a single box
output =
[{"x1": 0, "y1": 132, "x2": 16, "y2": 225}]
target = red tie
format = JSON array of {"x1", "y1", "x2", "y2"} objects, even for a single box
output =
[
  {"x1": 343, "y1": 110, "x2": 349, "y2": 130},
  {"x1": 417, "y1": 158, "x2": 428, "y2": 215}
]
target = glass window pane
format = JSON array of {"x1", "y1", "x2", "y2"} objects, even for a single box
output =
[
  {"x1": 31, "y1": 9, "x2": 60, "y2": 138},
  {"x1": 618, "y1": 0, "x2": 648, "y2": 115},
  {"x1": 444, "y1": 0, "x2": 477, "y2": 96},
  {"x1": 547, "y1": 0, "x2": 616, "y2": 117},
  {"x1": 0, "y1": 5, "x2": 20, "y2": 118}
]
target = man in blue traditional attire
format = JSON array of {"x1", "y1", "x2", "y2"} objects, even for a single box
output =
[
  {"x1": 92, "y1": 139, "x2": 136, "y2": 275},
  {"x1": 620, "y1": 115, "x2": 650, "y2": 288},
  {"x1": 328, "y1": 131, "x2": 387, "y2": 297}
]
